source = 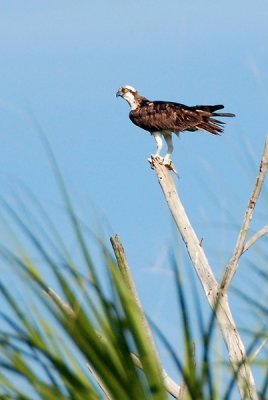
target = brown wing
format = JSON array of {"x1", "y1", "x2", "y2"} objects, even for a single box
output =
[
  {"x1": 130, "y1": 101, "x2": 235, "y2": 135},
  {"x1": 130, "y1": 101, "x2": 201, "y2": 133}
]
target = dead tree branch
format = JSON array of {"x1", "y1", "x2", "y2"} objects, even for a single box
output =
[
  {"x1": 221, "y1": 134, "x2": 268, "y2": 291},
  {"x1": 150, "y1": 157, "x2": 258, "y2": 400},
  {"x1": 242, "y1": 225, "x2": 268, "y2": 254}
]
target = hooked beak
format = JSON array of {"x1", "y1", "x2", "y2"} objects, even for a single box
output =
[{"x1": 116, "y1": 89, "x2": 123, "y2": 98}]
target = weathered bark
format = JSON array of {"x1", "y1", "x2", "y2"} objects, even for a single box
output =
[{"x1": 150, "y1": 157, "x2": 258, "y2": 400}]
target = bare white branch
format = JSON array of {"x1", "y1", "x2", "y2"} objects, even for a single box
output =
[
  {"x1": 176, "y1": 379, "x2": 186, "y2": 400},
  {"x1": 242, "y1": 225, "x2": 268, "y2": 253},
  {"x1": 150, "y1": 157, "x2": 258, "y2": 400},
  {"x1": 221, "y1": 134, "x2": 268, "y2": 291}
]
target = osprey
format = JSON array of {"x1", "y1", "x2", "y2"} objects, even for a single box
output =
[{"x1": 116, "y1": 85, "x2": 235, "y2": 165}]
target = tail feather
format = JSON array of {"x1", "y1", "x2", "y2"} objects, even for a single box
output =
[
  {"x1": 213, "y1": 112, "x2": 235, "y2": 117},
  {"x1": 197, "y1": 122, "x2": 223, "y2": 135},
  {"x1": 198, "y1": 106, "x2": 235, "y2": 135},
  {"x1": 186, "y1": 103, "x2": 235, "y2": 135},
  {"x1": 198, "y1": 116, "x2": 229, "y2": 135},
  {"x1": 210, "y1": 118, "x2": 225, "y2": 125},
  {"x1": 194, "y1": 104, "x2": 235, "y2": 118},
  {"x1": 194, "y1": 104, "x2": 225, "y2": 113}
]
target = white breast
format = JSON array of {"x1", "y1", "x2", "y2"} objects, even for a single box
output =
[{"x1": 123, "y1": 92, "x2": 139, "y2": 110}]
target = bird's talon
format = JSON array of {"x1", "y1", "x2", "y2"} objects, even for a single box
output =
[
  {"x1": 163, "y1": 157, "x2": 172, "y2": 166},
  {"x1": 149, "y1": 155, "x2": 164, "y2": 163},
  {"x1": 164, "y1": 161, "x2": 178, "y2": 175}
]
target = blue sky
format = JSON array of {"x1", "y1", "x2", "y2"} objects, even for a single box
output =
[{"x1": 0, "y1": 0, "x2": 268, "y2": 390}]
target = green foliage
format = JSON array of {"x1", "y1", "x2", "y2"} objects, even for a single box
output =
[
  {"x1": 0, "y1": 134, "x2": 172, "y2": 399},
  {"x1": 0, "y1": 197, "x2": 171, "y2": 399},
  {"x1": 0, "y1": 136, "x2": 267, "y2": 399}
]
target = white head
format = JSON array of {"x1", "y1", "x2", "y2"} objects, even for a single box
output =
[{"x1": 116, "y1": 85, "x2": 140, "y2": 110}]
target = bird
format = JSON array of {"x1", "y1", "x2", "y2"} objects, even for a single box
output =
[{"x1": 116, "y1": 85, "x2": 235, "y2": 165}]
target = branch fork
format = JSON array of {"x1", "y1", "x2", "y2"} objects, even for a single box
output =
[
  {"x1": 149, "y1": 133, "x2": 268, "y2": 399},
  {"x1": 221, "y1": 134, "x2": 268, "y2": 291}
]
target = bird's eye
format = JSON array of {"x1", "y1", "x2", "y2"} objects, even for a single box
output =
[{"x1": 122, "y1": 87, "x2": 129, "y2": 94}]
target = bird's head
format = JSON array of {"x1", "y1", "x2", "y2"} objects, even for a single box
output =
[{"x1": 116, "y1": 85, "x2": 140, "y2": 110}]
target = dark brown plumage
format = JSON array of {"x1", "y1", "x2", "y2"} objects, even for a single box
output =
[
  {"x1": 130, "y1": 100, "x2": 234, "y2": 135},
  {"x1": 116, "y1": 85, "x2": 235, "y2": 164}
]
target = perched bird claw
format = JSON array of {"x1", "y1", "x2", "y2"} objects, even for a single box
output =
[
  {"x1": 148, "y1": 156, "x2": 179, "y2": 176},
  {"x1": 148, "y1": 155, "x2": 164, "y2": 163},
  {"x1": 163, "y1": 160, "x2": 178, "y2": 175},
  {"x1": 156, "y1": 155, "x2": 165, "y2": 163}
]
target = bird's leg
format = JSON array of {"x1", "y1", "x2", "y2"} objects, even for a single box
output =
[
  {"x1": 163, "y1": 131, "x2": 173, "y2": 164},
  {"x1": 148, "y1": 131, "x2": 178, "y2": 175},
  {"x1": 150, "y1": 132, "x2": 163, "y2": 161},
  {"x1": 161, "y1": 131, "x2": 178, "y2": 175}
]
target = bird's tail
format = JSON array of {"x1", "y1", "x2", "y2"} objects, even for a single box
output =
[
  {"x1": 197, "y1": 119, "x2": 225, "y2": 135},
  {"x1": 195, "y1": 104, "x2": 235, "y2": 114},
  {"x1": 194, "y1": 105, "x2": 235, "y2": 135},
  {"x1": 212, "y1": 112, "x2": 236, "y2": 117}
]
